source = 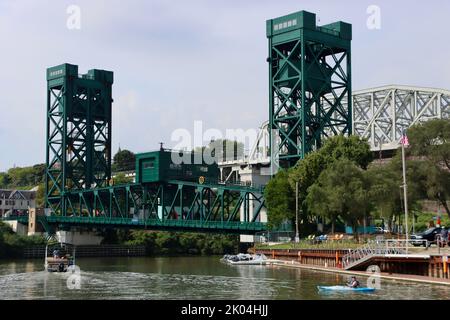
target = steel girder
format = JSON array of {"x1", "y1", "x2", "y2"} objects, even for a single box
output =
[
  {"x1": 49, "y1": 181, "x2": 266, "y2": 234},
  {"x1": 352, "y1": 85, "x2": 450, "y2": 151},
  {"x1": 267, "y1": 11, "x2": 352, "y2": 169}
]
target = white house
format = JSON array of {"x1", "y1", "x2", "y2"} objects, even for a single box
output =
[{"x1": 0, "y1": 189, "x2": 36, "y2": 217}]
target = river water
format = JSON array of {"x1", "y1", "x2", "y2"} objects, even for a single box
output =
[{"x1": 0, "y1": 256, "x2": 449, "y2": 300}]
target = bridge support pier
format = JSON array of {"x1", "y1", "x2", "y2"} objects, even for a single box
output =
[
  {"x1": 56, "y1": 230, "x2": 103, "y2": 246},
  {"x1": 238, "y1": 166, "x2": 270, "y2": 243}
]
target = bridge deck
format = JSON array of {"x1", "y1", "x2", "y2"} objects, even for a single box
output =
[{"x1": 3, "y1": 215, "x2": 267, "y2": 235}]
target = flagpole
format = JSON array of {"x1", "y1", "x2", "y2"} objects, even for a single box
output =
[{"x1": 401, "y1": 132, "x2": 409, "y2": 249}]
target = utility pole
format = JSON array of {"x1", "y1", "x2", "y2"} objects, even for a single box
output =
[
  {"x1": 401, "y1": 134, "x2": 409, "y2": 246},
  {"x1": 295, "y1": 181, "x2": 300, "y2": 243}
]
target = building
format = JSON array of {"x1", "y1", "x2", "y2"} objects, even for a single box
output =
[{"x1": 0, "y1": 189, "x2": 36, "y2": 217}]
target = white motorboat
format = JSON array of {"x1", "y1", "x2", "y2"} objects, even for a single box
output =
[{"x1": 221, "y1": 253, "x2": 268, "y2": 265}]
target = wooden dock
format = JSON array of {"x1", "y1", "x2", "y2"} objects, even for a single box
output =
[{"x1": 253, "y1": 247, "x2": 450, "y2": 281}]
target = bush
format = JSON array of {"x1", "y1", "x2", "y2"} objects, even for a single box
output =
[{"x1": 0, "y1": 222, "x2": 46, "y2": 259}]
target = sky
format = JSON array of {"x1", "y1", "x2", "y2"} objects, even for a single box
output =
[{"x1": 1, "y1": 0, "x2": 450, "y2": 171}]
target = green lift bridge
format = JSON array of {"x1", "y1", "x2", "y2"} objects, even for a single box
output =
[{"x1": 41, "y1": 64, "x2": 266, "y2": 234}]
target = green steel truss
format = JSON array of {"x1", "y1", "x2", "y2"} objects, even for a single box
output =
[
  {"x1": 47, "y1": 181, "x2": 266, "y2": 234},
  {"x1": 45, "y1": 64, "x2": 113, "y2": 214},
  {"x1": 267, "y1": 11, "x2": 352, "y2": 168}
]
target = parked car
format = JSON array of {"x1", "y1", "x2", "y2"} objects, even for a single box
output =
[
  {"x1": 375, "y1": 227, "x2": 389, "y2": 234},
  {"x1": 314, "y1": 235, "x2": 328, "y2": 243},
  {"x1": 410, "y1": 227, "x2": 447, "y2": 247}
]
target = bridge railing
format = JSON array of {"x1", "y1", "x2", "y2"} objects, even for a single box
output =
[{"x1": 342, "y1": 239, "x2": 429, "y2": 269}]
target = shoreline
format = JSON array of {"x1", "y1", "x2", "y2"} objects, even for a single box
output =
[{"x1": 270, "y1": 260, "x2": 450, "y2": 286}]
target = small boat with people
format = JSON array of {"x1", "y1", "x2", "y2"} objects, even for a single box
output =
[
  {"x1": 44, "y1": 242, "x2": 76, "y2": 273},
  {"x1": 221, "y1": 253, "x2": 268, "y2": 265}
]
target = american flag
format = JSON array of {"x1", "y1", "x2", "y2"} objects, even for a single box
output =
[{"x1": 400, "y1": 130, "x2": 409, "y2": 146}]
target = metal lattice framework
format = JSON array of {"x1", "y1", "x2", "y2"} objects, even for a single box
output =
[
  {"x1": 42, "y1": 179, "x2": 266, "y2": 234},
  {"x1": 267, "y1": 11, "x2": 352, "y2": 168},
  {"x1": 45, "y1": 64, "x2": 113, "y2": 215},
  {"x1": 352, "y1": 85, "x2": 450, "y2": 150}
]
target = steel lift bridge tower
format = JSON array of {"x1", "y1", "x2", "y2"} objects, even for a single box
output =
[
  {"x1": 221, "y1": 11, "x2": 353, "y2": 194},
  {"x1": 45, "y1": 64, "x2": 113, "y2": 215},
  {"x1": 267, "y1": 11, "x2": 352, "y2": 169}
]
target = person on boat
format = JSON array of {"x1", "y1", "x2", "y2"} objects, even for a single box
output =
[
  {"x1": 53, "y1": 249, "x2": 60, "y2": 259},
  {"x1": 347, "y1": 276, "x2": 360, "y2": 288}
]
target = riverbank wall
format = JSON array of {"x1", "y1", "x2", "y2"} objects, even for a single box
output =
[
  {"x1": 22, "y1": 245, "x2": 146, "y2": 259},
  {"x1": 253, "y1": 248, "x2": 450, "y2": 282}
]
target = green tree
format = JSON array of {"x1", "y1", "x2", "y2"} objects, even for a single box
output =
[
  {"x1": 306, "y1": 159, "x2": 371, "y2": 237},
  {"x1": 35, "y1": 183, "x2": 45, "y2": 207},
  {"x1": 408, "y1": 118, "x2": 450, "y2": 170},
  {"x1": 366, "y1": 155, "x2": 425, "y2": 231},
  {"x1": 407, "y1": 119, "x2": 450, "y2": 217},
  {"x1": 416, "y1": 161, "x2": 450, "y2": 217},
  {"x1": 112, "y1": 149, "x2": 136, "y2": 172},
  {"x1": 317, "y1": 135, "x2": 373, "y2": 169},
  {"x1": 290, "y1": 135, "x2": 372, "y2": 194},
  {"x1": 1, "y1": 164, "x2": 45, "y2": 189},
  {"x1": 365, "y1": 164, "x2": 400, "y2": 231},
  {"x1": 264, "y1": 169, "x2": 295, "y2": 229},
  {"x1": 0, "y1": 172, "x2": 11, "y2": 188},
  {"x1": 287, "y1": 135, "x2": 373, "y2": 229}
]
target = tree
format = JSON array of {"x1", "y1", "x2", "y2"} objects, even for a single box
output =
[
  {"x1": 112, "y1": 149, "x2": 136, "y2": 172},
  {"x1": 407, "y1": 119, "x2": 450, "y2": 217},
  {"x1": 317, "y1": 135, "x2": 373, "y2": 169},
  {"x1": 408, "y1": 118, "x2": 450, "y2": 170},
  {"x1": 366, "y1": 164, "x2": 404, "y2": 231},
  {"x1": 0, "y1": 164, "x2": 45, "y2": 189},
  {"x1": 264, "y1": 169, "x2": 295, "y2": 229},
  {"x1": 0, "y1": 172, "x2": 11, "y2": 188},
  {"x1": 35, "y1": 183, "x2": 45, "y2": 207},
  {"x1": 306, "y1": 159, "x2": 371, "y2": 237},
  {"x1": 366, "y1": 156, "x2": 426, "y2": 231},
  {"x1": 288, "y1": 135, "x2": 373, "y2": 227},
  {"x1": 416, "y1": 161, "x2": 450, "y2": 217},
  {"x1": 290, "y1": 135, "x2": 372, "y2": 191}
]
